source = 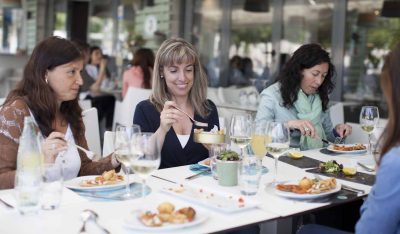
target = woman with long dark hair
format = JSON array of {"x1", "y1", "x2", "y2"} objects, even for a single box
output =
[
  {"x1": 0, "y1": 36, "x2": 120, "y2": 189},
  {"x1": 256, "y1": 43, "x2": 352, "y2": 150},
  {"x1": 122, "y1": 48, "x2": 155, "y2": 97}
]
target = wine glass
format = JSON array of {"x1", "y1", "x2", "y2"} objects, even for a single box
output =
[
  {"x1": 113, "y1": 125, "x2": 141, "y2": 199},
  {"x1": 230, "y1": 114, "x2": 253, "y2": 158},
  {"x1": 130, "y1": 132, "x2": 160, "y2": 198},
  {"x1": 265, "y1": 121, "x2": 290, "y2": 186},
  {"x1": 359, "y1": 106, "x2": 379, "y2": 155}
]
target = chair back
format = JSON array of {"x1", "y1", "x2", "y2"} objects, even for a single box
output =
[
  {"x1": 329, "y1": 102, "x2": 344, "y2": 126},
  {"x1": 82, "y1": 107, "x2": 102, "y2": 157},
  {"x1": 102, "y1": 131, "x2": 115, "y2": 157},
  {"x1": 345, "y1": 122, "x2": 369, "y2": 144},
  {"x1": 0, "y1": 98, "x2": 5, "y2": 105},
  {"x1": 79, "y1": 100, "x2": 92, "y2": 110},
  {"x1": 112, "y1": 87, "x2": 151, "y2": 130}
]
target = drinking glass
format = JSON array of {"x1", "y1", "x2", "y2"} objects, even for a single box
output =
[
  {"x1": 250, "y1": 120, "x2": 269, "y2": 163},
  {"x1": 265, "y1": 121, "x2": 290, "y2": 185},
  {"x1": 359, "y1": 106, "x2": 379, "y2": 155},
  {"x1": 239, "y1": 155, "x2": 262, "y2": 195},
  {"x1": 41, "y1": 163, "x2": 63, "y2": 210},
  {"x1": 130, "y1": 132, "x2": 161, "y2": 198},
  {"x1": 230, "y1": 114, "x2": 253, "y2": 158},
  {"x1": 113, "y1": 125, "x2": 141, "y2": 199}
]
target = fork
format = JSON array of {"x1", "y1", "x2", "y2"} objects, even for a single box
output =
[
  {"x1": 171, "y1": 105, "x2": 208, "y2": 128},
  {"x1": 0, "y1": 198, "x2": 13, "y2": 209},
  {"x1": 69, "y1": 143, "x2": 98, "y2": 160}
]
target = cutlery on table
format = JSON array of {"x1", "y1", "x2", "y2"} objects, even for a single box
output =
[
  {"x1": 79, "y1": 210, "x2": 92, "y2": 234},
  {"x1": 341, "y1": 184, "x2": 365, "y2": 195},
  {"x1": 0, "y1": 198, "x2": 14, "y2": 209},
  {"x1": 85, "y1": 209, "x2": 110, "y2": 234},
  {"x1": 170, "y1": 105, "x2": 208, "y2": 128},
  {"x1": 357, "y1": 162, "x2": 375, "y2": 172},
  {"x1": 185, "y1": 169, "x2": 211, "y2": 180}
]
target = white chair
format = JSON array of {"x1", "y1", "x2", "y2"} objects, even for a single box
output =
[
  {"x1": 79, "y1": 99, "x2": 92, "y2": 110},
  {"x1": 329, "y1": 102, "x2": 344, "y2": 127},
  {"x1": 82, "y1": 107, "x2": 102, "y2": 157},
  {"x1": 112, "y1": 87, "x2": 152, "y2": 130},
  {"x1": 345, "y1": 122, "x2": 369, "y2": 144},
  {"x1": 102, "y1": 131, "x2": 115, "y2": 157},
  {"x1": 0, "y1": 98, "x2": 5, "y2": 105}
]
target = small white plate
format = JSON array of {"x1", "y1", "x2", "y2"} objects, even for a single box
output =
[
  {"x1": 197, "y1": 158, "x2": 211, "y2": 168},
  {"x1": 274, "y1": 181, "x2": 341, "y2": 200},
  {"x1": 327, "y1": 144, "x2": 367, "y2": 154},
  {"x1": 64, "y1": 175, "x2": 126, "y2": 192},
  {"x1": 162, "y1": 184, "x2": 259, "y2": 213},
  {"x1": 124, "y1": 209, "x2": 208, "y2": 232}
]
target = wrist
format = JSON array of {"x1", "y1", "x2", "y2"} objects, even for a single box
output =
[{"x1": 111, "y1": 154, "x2": 120, "y2": 167}]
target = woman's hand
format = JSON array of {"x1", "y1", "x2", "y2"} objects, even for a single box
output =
[
  {"x1": 335, "y1": 124, "x2": 352, "y2": 137},
  {"x1": 41, "y1": 132, "x2": 68, "y2": 164},
  {"x1": 287, "y1": 120, "x2": 316, "y2": 138},
  {"x1": 158, "y1": 101, "x2": 183, "y2": 134}
]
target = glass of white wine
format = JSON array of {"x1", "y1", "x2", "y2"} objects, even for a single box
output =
[
  {"x1": 113, "y1": 125, "x2": 141, "y2": 199},
  {"x1": 131, "y1": 132, "x2": 161, "y2": 198},
  {"x1": 265, "y1": 121, "x2": 290, "y2": 186},
  {"x1": 230, "y1": 114, "x2": 253, "y2": 158},
  {"x1": 360, "y1": 106, "x2": 379, "y2": 155}
]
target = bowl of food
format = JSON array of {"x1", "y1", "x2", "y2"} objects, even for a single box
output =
[{"x1": 193, "y1": 126, "x2": 225, "y2": 144}]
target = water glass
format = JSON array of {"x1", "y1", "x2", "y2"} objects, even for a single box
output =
[
  {"x1": 41, "y1": 163, "x2": 63, "y2": 210},
  {"x1": 15, "y1": 169, "x2": 41, "y2": 215},
  {"x1": 238, "y1": 155, "x2": 262, "y2": 195}
]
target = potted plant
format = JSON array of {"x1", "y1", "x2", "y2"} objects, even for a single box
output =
[{"x1": 216, "y1": 150, "x2": 241, "y2": 186}]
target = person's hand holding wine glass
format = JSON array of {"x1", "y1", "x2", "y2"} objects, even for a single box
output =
[{"x1": 359, "y1": 106, "x2": 379, "y2": 155}]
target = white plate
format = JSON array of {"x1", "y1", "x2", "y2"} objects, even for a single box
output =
[
  {"x1": 274, "y1": 181, "x2": 341, "y2": 200},
  {"x1": 326, "y1": 144, "x2": 367, "y2": 154},
  {"x1": 124, "y1": 209, "x2": 208, "y2": 232},
  {"x1": 64, "y1": 175, "x2": 126, "y2": 192},
  {"x1": 197, "y1": 158, "x2": 211, "y2": 168},
  {"x1": 162, "y1": 184, "x2": 259, "y2": 213}
]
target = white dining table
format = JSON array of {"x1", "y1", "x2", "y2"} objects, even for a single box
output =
[{"x1": 0, "y1": 148, "x2": 374, "y2": 234}]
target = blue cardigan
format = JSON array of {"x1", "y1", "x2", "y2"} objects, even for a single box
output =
[
  {"x1": 133, "y1": 99, "x2": 219, "y2": 169},
  {"x1": 355, "y1": 146, "x2": 400, "y2": 234}
]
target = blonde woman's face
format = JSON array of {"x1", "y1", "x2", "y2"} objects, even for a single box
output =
[{"x1": 162, "y1": 62, "x2": 194, "y2": 98}]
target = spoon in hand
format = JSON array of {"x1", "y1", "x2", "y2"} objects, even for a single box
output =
[{"x1": 170, "y1": 105, "x2": 208, "y2": 128}]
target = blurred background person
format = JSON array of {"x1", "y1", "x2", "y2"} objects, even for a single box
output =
[
  {"x1": 122, "y1": 48, "x2": 155, "y2": 98},
  {"x1": 0, "y1": 36, "x2": 120, "y2": 189}
]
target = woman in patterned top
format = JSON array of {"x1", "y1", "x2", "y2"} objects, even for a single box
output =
[{"x1": 0, "y1": 36, "x2": 120, "y2": 190}]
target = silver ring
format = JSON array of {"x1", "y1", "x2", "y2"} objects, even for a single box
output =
[
  {"x1": 51, "y1": 143, "x2": 56, "y2": 150},
  {"x1": 304, "y1": 127, "x2": 310, "y2": 132},
  {"x1": 167, "y1": 113, "x2": 170, "y2": 118}
]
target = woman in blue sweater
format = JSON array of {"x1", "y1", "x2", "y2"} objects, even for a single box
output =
[
  {"x1": 298, "y1": 45, "x2": 400, "y2": 234},
  {"x1": 133, "y1": 38, "x2": 219, "y2": 169}
]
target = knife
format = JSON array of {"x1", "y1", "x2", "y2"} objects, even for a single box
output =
[
  {"x1": 341, "y1": 184, "x2": 365, "y2": 195},
  {"x1": 185, "y1": 169, "x2": 211, "y2": 180}
]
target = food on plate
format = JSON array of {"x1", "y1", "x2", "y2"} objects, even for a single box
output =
[
  {"x1": 217, "y1": 150, "x2": 240, "y2": 161},
  {"x1": 157, "y1": 202, "x2": 175, "y2": 214},
  {"x1": 319, "y1": 160, "x2": 343, "y2": 173},
  {"x1": 332, "y1": 144, "x2": 366, "y2": 151},
  {"x1": 80, "y1": 169, "x2": 123, "y2": 187},
  {"x1": 137, "y1": 202, "x2": 197, "y2": 227},
  {"x1": 342, "y1": 167, "x2": 357, "y2": 176},
  {"x1": 193, "y1": 125, "x2": 225, "y2": 144},
  {"x1": 288, "y1": 151, "x2": 304, "y2": 159},
  {"x1": 202, "y1": 158, "x2": 211, "y2": 166},
  {"x1": 276, "y1": 177, "x2": 337, "y2": 194}
]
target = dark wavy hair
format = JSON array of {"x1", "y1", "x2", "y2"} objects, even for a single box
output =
[
  {"x1": 379, "y1": 44, "x2": 400, "y2": 163},
  {"x1": 278, "y1": 43, "x2": 335, "y2": 112},
  {"x1": 131, "y1": 48, "x2": 155, "y2": 89},
  {"x1": 6, "y1": 36, "x2": 84, "y2": 139}
]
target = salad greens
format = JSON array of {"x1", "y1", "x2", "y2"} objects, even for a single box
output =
[
  {"x1": 319, "y1": 160, "x2": 343, "y2": 173},
  {"x1": 217, "y1": 150, "x2": 240, "y2": 161}
]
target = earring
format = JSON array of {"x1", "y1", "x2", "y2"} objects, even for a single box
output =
[
  {"x1": 160, "y1": 75, "x2": 164, "y2": 79},
  {"x1": 45, "y1": 78, "x2": 48, "y2": 84}
]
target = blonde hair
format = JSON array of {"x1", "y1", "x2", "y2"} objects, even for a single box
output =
[{"x1": 150, "y1": 38, "x2": 210, "y2": 117}]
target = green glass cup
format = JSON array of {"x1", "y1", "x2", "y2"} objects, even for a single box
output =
[{"x1": 216, "y1": 159, "x2": 240, "y2": 186}]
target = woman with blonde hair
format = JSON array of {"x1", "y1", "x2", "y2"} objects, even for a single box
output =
[{"x1": 133, "y1": 38, "x2": 219, "y2": 169}]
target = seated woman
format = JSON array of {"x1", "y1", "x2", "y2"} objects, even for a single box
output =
[
  {"x1": 297, "y1": 45, "x2": 400, "y2": 234},
  {"x1": 133, "y1": 38, "x2": 219, "y2": 169},
  {"x1": 122, "y1": 48, "x2": 155, "y2": 98},
  {"x1": 255, "y1": 44, "x2": 352, "y2": 150},
  {"x1": 0, "y1": 36, "x2": 120, "y2": 190}
]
